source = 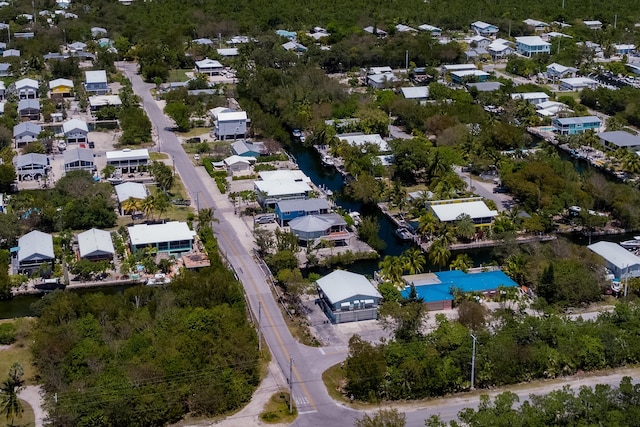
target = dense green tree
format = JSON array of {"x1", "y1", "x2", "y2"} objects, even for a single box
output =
[
  {"x1": 355, "y1": 409, "x2": 406, "y2": 427},
  {"x1": 0, "y1": 363, "x2": 24, "y2": 426},
  {"x1": 164, "y1": 102, "x2": 191, "y2": 131}
]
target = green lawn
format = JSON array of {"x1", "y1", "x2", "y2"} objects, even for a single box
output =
[
  {"x1": 176, "y1": 127, "x2": 212, "y2": 138},
  {"x1": 149, "y1": 152, "x2": 168, "y2": 161},
  {"x1": 0, "y1": 399, "x2": 36, "y2": 427},
  {"x1": 0, "y1": 319, "x2": 37, "y2": 386},
  {"x1": 168, "y1": 69, "x2": 193, "y2": 82},
  {"x1": 259, "y1": 391, "x2": 297, "y2": 424}
]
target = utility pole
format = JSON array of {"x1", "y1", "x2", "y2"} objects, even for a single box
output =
[
  {"x1": 289, "y1": 356, "x2": 294, "y2": 414},
  {"x1": 614, "y1": 15, "x2": 618, "y2": 29},
  {"x1": 470, "y1": 333, "x2": 477, "y2": 390},
  {"x1": 257, "y1": 301, "x2": 262, "y2": 352}
]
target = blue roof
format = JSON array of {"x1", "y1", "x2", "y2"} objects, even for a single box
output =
[{"x1": 401, "y1": 270, "x2": 518, "y2": 303}]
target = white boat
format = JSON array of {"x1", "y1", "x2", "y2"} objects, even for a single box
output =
[
  {"x1": 321, "y1": 155, "x2": 334, "y2": 166},
  {"x1": 395, "y1": 227, "x2": 414, "y2": 241},
  {"x1": 621, "y1": 237, "x2": 640, "y2": 249},
  {"x1": 348, "y1": 211, "x2": 362, "y2": 226}
]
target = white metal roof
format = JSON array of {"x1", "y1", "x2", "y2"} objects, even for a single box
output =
[
  {"x1": 523, "y1": 19, "x2": 549, "y2": 27},
  {"x1": 62, "y1": 118, "x2": 88, "y2": 133},
  {"x1": 258, "y1": 170, "x2": 311, "y2": 183},
  {"x1": 430, "y1": 200, "x2": 498, "y2": 222},
  {"x1": 217, "y1": 48, "x2": 239, "y2": 56},
  {"x1": 14, "y1": 153, "x2": 47, "y2": 168},
  {"x1": 49, "y1": 78, "x2": 73, "y2": 89},
  {"x1": 337, "y1": 133, "x2": 390, "y2": 152},
  {"x1": 85, "y1": 70, "x2": 107, "y2": 84},
  {"x1": 254, "y1": 179, "x2": 312, "y2": 196},
  {"x1": 401, "y1": 86, "x2": 429, "y2": 99},
  {"x1": 106, "y1": 148, "x2": 149, "y2": 162},
  {"x1": 128, "y1": 221, "x2": 195, "y2": 246},
  {"x1": 316, "y1": 270, "x2": 381, "y2": 305},
  {"x1": 78, "y1": 228, "x2": 114, "y2": 258},
  {"x1": 516, "y1": 36, "x2": 551, "y2": 47},
  {"x1": 114, "y1": 182, "x2": 147, "y2": 202},
  {"x1": 450, "y1": 70, "x2": 490, "y2": 78},
  {"x1": 471, "y1": 21, "x2": 496, "y2": 30},
  {"x1": 217, "y1": 110, "x2": 247, "y2": 121},
  {"x1": 15, "y1": 78, "x2": 37, "y2": 89},
  {"x1": 289, "y1": 213, "x2": 346, "y2": 233},
  {"x1": 224, "y1": 155, "x2": 254, "y2": 166},
  {"x1": 442, "y1": 63, "x2": 477, "y2": 71},
  {"x1": 195, "y1": 58, "x2": 223, "y2": 68},
  {"x1": 276, "y1": 198, "x2": 330, "y2": 212},
  {"x1": 588, "y1": 241, "x2": 640, "y2": 270},
  {"x1": 17, "y1": 230, "x2": 54, "y2": 262},
  {"x1": 13, "y1": 122, "x2": 41, "y2": 137},
  {"x1": 88, "y1": 95, "x2": 122, "y2": 107},
  {"x1": 511, "y1": 92, "x2": 550, "y2": 101}
]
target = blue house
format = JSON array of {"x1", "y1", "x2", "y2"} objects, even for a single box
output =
[
  {"x1": 450, "y1": 69, "x2": 490, "y2": 83},
  {"x1": 553, "y1": 116, "x2": 601, "y2": 135},
  {"x1": 232, "y1": 140, "x2": 267, "y2": 157},
  {"x1": 515, "y1": 36, "x2": 551, "y2": 57},
  {"x1": 275, "y1": 198, "x2": 330, "y2": 225},
  {"x1": 471, "y1": 21, "x2": 499, "y2": 37},
  {"x1": 84, "y1": 70, "x2": 108, "y2": 95}
]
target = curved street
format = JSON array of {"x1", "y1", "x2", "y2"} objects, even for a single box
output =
[{"x1": 121, "y1": 61, "x2": 639, "y2": 426}]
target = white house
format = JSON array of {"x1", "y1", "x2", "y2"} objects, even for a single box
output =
[
  {"x1": 559, "y1": 77, "x2": 599, "y2": 91},
  {"x1": 588, "y1": 241, "x2": 640, "y2": 278},
  {"x1": 223, "y1": 155, "x2": 254, "y2": 175},
  {"x1": 547, "y1": 62, "x2": 578, "y2": 79},
  {"x1": 337, "y1": 133, "x2": 390, "y2": 152},
  {"x1": 511, "y1": 92, "x2": 550, "y2": 105},
  {"x1": 418, "y1": 24, "x2": 442, "y2": 37},
  {"x1": 488, "y1": 39, "x2": 515, "y2": 59},
  {"x1": 114, "y1": 182, "x2": 148, "y2": 214},
  {"x1": 13, "y1": 153, "x2": 48, "y2": 181},
  {"x1": 210, "y1": 107, "x2": 248, "y2": 140},
  {"x1": 400, "y1": 86, "x2": 429, "y2": 102},
  {"x1": 62, "y1": 118, "x2": 88, "y2": 144},
  {"x1": 427, "y1": 197, "x2": 498, "y2": 228},
  {"x1": 15, "y1": 78, "x2": 38, "y2": 99},
  {"x1": 316, "y1": 270, "x2": 382, "y2": 324},
  {"x1": 254, "y1": 180, "x2": 312, "y2": 207},
  {"x1": 13, "y1": 122, "x2": 41, "y2": 147},
  {"x1": 128, "y1": 221, "x2": 196, "y2": 254},
  {"x1": 367, "y1": 72, "x2": 398, "y2": 89},
  {"x1": 195, "y1": 58, "x2": 224, "y2": 76},
  {"x1": 106, "y1": 148, "x2": 149, "y2": 172},
  {"x1": 515, "y1": 36, "x2": 551, "y2": 56},
  {"x1": 77, "y1": 228, "x2": 115, "y2": 261},
  {"x1": 583, "y1": 20, "x2": 603, "y2": 30}
]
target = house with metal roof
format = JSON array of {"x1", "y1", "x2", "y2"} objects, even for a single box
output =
[
  {"x1": 337, "y1": 133, "x2": 390, "y2": 152},
  {"x1": 78, "y1": 228, "x2": 115, "y2": 261},
  {"x1": 192, "y1": 38, "x2": 213, "y2": 45},
  {"x1": 258, "y1": 169, "x2": 311, "y2": 182},
  {"x1": 488, "y1": 39, "x2": 514, "y2": 59},
  {"x1": 15, "y1": 78, "x2": 38, "y2": 99},
  {"x1": 62, "y1": 118, "x2": 88, "y2": 144},
  {"x1": 13, "y1": 122, "x2": 41, "y2": 147},
  {"x1": 223, "y1": 155, "x2": 254, "y2": 175},
  {"x1": 13, "y1": 153, "x2": 48, "y2": 181},
  {"x1": 128, "y1": 221, "x2": 196, "y2": 254},
  {"x1": 0, "y1": 63, "x2": 11, "y2": 77},
  {"x1": 91, "y1": 27, "x2": 107, "y2": 37},
  {"x1": 471, "y1": 21, "x2": 499, "y2": 37},
  {"x1": 254, "y1": 179, "x2": 312, "y2": 207},
  {"x1": 210, "y1": 107, "x2": 248, "y2": 140},
  {"x1": 49, "y1": 78, "x2": 74, "y2": 97},
  {"x1": 428, "y1": 197, "x2": 498, "y2": 228},
  {"x1": 195, "y1": 58, "x2": 224, "y2": 76},
  {"x1": 598, "y1": 131, "x2": 640, "y2": 151},
  {"x1": 450, "y1": 69, "x2": 490, "y2": 84},
  {"x1": 515, "y1": 36, "x2": 551, "y2": 56},
  {"x1": 400, "y1": 86, "x2": 429, "y2": 102},
  {"x1": 316, "y1": 270, "x2": 382, "y2": 323},
  {"x1": 64, "y1": 148, "x2": 94, "y2": 173},
  {"x1": 15, "y1": 230, "x2": 54, "y2": 274},
  {"x1": 114, "y1": 182, "x2": 148, "y2": 214},
  {"x1": 559, "y1": 77, "x2": 598, "y2": 91},
  {"x1": 88, "y1": 95, "x2": 122, "y2": 111},
  {"x1": 546, "y1": 62, "x2": 578, "y2": 80},
  {"x1": 84, "y1": 70, "x2": 108, "y2": 95},
  {"x1": 418, "y1": 24, "x2": 442, "y2": 37},
  {"x1": 18, "y1": 99, "x2": 40, "y2": 121},
  {"x1": 467, "y1": 81, "x2": 504, "y2": 92},
  {"x1": 536, "y1": 101, "x2": 572, "y2": 118},
  {"x1": 289, "y1": 213, "x2": 348, "y2": 245},
  {"x1": 588, "y1": 241, "x2": 640, "y2": 278},
  {"x1": 106, "y1": 148, "x2": 149, "y2": 172},
  {"x1": 511, "y1": 92, "x2": 550, "y2": 105},
  {"x1": 523, "y1": 19, "x2": 549, "y2": 32},
  {"x1": 275, "y1": 198, "x2": 330, "y2": 225},
  {"x1": 583, "y1": 20, "x2": 603, "y2": 30},
  {"x1": 363, "y1": 26, "x2": 388, "y2": 38},
  {"x1": 552, "y1": 116, "x2": 601, "y2": 135},
  {"x1": 231, "y1": 140, "x2": 266, "y2": 157}
]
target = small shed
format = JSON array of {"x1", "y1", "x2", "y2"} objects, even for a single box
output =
[{"x1": 316, "y1": 270, "x2": 382, "y2": 324}]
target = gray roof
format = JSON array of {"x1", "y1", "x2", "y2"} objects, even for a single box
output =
[
  {"x1": 289, "y1": 213, "x2": 346, "y2": 233},
  {"x1": 598, "y1": 131, "x2": 640, "y2": 147},
  {"x1": 114, "y1": 182, "x2": 147, "y2": 203},
  {"x1": 276, "y1": 198, "x2": 330, "y2": 212},
  {"x1": 467, "y1": 82, "x2": 504, "y2": 92},
  {"x1": 14, "y1": 153, "x2": 47, "y2": 168},
  {"x1": 232, "y1": 140, "x2": 267, "y2": 155},
  {"x1": 588, "y1": 241, "x2": 640, "y2": 270},
  {"x1": 18, "y1": 98, "x2": 40, "y2": 111},
  {"x1": 316, "y1": 270, "x2": 381, "y2": 305},
  {"x1": 77, "y1": 228, "x2": 114, "y2": 258},
  {"x1": 554, "y1": 116, "x2": 601, "y2": 125},
  {"x1": 17, "y1": 230, "x2": 54, "y2": 262},
  {"x1": 13, "y1": 122, "x2": 41, "y2": 138},
  {"x1": 400, "y1": 86, "x2": 429, "y2": 99},
  {"x1": 63, "y1": 147, "x2": 94, "y2": 164}
]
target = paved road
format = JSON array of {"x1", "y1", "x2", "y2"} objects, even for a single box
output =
[{"x1": 122, "y1": 62, "x2": 633, "y2": 427}]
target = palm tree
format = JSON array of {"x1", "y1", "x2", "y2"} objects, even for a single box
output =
[
  {"x1": 0, "y1": 363, "x2": 25, "y2": 426},
  {"x1": 401, "y1": 247, "x2": 426, "y2": 275},
  {"x1": 623, "y1": 153, "x2": 640, "y2": 175},
  {"x1": 196, "y1": 208, "x2": 217, "y2": 232},
  {"x1": 154, "y1": 193, "x2": 170, "y2": 220},
  {"x1": 141, "y1": 195, "x2": 156, "y2": 219},
  {"x1": 449, "y1": 253, "x2": 473, "y2": 272},
  {"x1": 455, "y1": 214, "x2": 476, "y2": 241},
  {"x1": 121, "y1": 197, "x2": 142, "y2": 219},
  {"x1": 378, "y1": 255, "x2": 405, "y2": 289},
  {"x1": 417, "y1": 212, "x2": 438, "y2": 241},
  {"x1": 428, "y1": 238, "x2": 450, "y2": 270},
  {"x1": 503, "y1": 254, "x2": 527, "y2": 285}
]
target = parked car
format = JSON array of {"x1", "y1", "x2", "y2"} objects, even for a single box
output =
[
  {"x1": 254, "y1": 214, "x2": 276, "y2": 224},
  {"x1": 194, "y1": 154, "x2": 200, "y2": 161},
  {"x1": 186, "y1": 137, "x2": 202, "y2": 143}
]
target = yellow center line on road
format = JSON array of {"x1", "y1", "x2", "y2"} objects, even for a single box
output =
[{"x1": 220, "y1": 228, "x2": 318, "y2": 411}]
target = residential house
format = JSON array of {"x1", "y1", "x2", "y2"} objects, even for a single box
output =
[
  {"x1": 210, "y1": 107, "x2": 248, "y2": 140},
  {"x1": 400, "y1": 86, "x2": 429, "y2": 103},
  {"x1": 0, "y1": 63, "x2": 11, "y2": 77},
  {"x1": 511, "y1": 92, "x2": 550, "y2": 105},
  {"x1": 195, "y1": 58, "x2": 224, "y2": 76},
  {"x1": 254, "y1": 179, "x2": 312, "y2": 207},
  {"x1": 67, "y1": 41, "x2": 87, "y2": 51},
  {"x1": 450, "y1": 69, "x2": 490, "y2": 83},
  {"x1": 523, "y1": 19, "x2": 549, "y2": 32},
  {"x1": 515, "y1": 36, "x2": 551, "y2": 56},
  {"x1": 363, "y1": 26, "x2": 388, "y2": 37},
  {"x1": 13, "y1": 122, "x2": 41, "y2": 147},
  {"x1": 49, "y1": 78, "x2": 74, "y2": 97},
  {"x1": 546, "y1": 62, "x2": 578, "y2": 79},
  {"x1": 467, "y1": 81, "x2": 503, "y2": 92},
  {"x1": 77, "y1": 228, "x2": 114, "y2": 261},
  {"x1": 84, "y1": 70, "x2": 109, "y2": 95},
  {"x1": 418, "y1": 24, "x2": 442, "y2": 37},
  {"x1": 337, "y1": 132, "x2": 390, "y2": 152},
  {"x1": 488, "y1": 39, "x2": 515, "y2": 59},
  {"x1": 0, "y1": 81, "x2": 5, "y2": 100},
  {"x1": 17, "y1": 99, "x2": 40, "y2": 121},
  {"x1": 192, "y1": 37, "x2": 213, "y2": 45},
  {"x1": 282, "y1": 41, "x2": 308, "y2": 52},
  {"x1": 63, "y1": 147, "x2": 94, "y2": 173},
  {"x1": 598, "y1": 131, "x2": 640, "y2": 151},
  {"x1": 288, "y1": 213, "x2": 348, "y2": 245},
  {"x1": 0, "y1": 194, "x2": 5, "y2": 214},
  {"x1": 91, "y1": 27, "x2": 107, "y2": 37},
  {"x1": 62, "y1": 118, "x2": 89, "y2": 144},
  {"x1": 258, "y1": 169, "x2": 311, "y2": 183},
  {"x1": 543, "y1": 31, "x2": 573, "y2": 41},
  {"x1": 316, "y1": 270, "x2": 382, "y2": 324},
  {"x1": 395, "y1": 24, "x2": 417, "y2": 33},
  {"x1": 13, "y1": 153, "x2": 48, "y2": 181},
  {"x1": 128, "y1": 221, "x2": 196, "y2": 254},
  {"x1": 614, "y1": 44, "x2": 635, "y2": 55},
  {"x1": 583, "y1": 20, "x2": 603, "y2": 30},
  {"x1": 88, "y1": 95, "x2": 122, "y2": 111},
  {"x1": 217, "y1": 48, "x2": 239, "y2": 57},
  {"x1": 227, "y1": 35, "x2": 251, "y2": 45},
  {"x1": 114, "y1": 182, "x2": 148, "y2": 214},
  {"x1": 367, "y1": 72, "x2": 398, "y2": 89},
  {"x1": 467, "y1": 35, "x2": 491, "y2": 49},
  {"x1": 275, "y1": 198, "x2": 330, "y2": 225},
  {"x1": 106, "y1": 148, "x2": 149, "y2": 173},
  {"x1": 427, "y1": 197, "x2": 498, "y2": 228},
  {"x1": 442, "y1": 63, "x2": 477, "y2": 74},
  {"x1": 15, "y1": 78, "x2": 38, "y2": 99},
  {"x1": 275, "y1": 29, "x2": 297, "y2": 40},
  {"x1": 559, "y1": 77, "x2": 598, "y2": 91},
  {"x1": 588, "y1": 241, "x2": 640, "y2": 279},
  {"x1": 3, "y1": 49, "x2": 19, "y2": 57},
  {"x1": 15, "y1": 230, "x2": 54, "y2": 274},
  {"x1": 231, "y1": 140, "x2": 267, "y2": 157},
  {"x1": 223, "y1": 155, "x2": 254, "y2": 175},
  {"x1": 536, "y1": 100, "x2": 572, "y2": 118},
  {"x1": 471, "y1": 21, "x2": 499, "y2": 37},
  {"x1": 552, "y1": 116, "x2": 602, "y2": 135}
]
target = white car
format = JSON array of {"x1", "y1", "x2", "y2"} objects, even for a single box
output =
[{"x1": 194, "y1": 154, "x2": 200, "y2": 161}]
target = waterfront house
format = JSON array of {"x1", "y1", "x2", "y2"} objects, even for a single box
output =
[
  {"x1": 275, "y1": 198, "x2": 330, "y2": 225},
  {"x1": 15, "y1": 230, "x2": 54, "y2": 274},
  {"x1": 552, "y1": 116, "x2": 601, "y2": 135},
  {"x1": 231, "y1": 140, "x2": 266, "y2": 157},
  {"x1": 598, "y1": 131, "x2": 640, "y2": 151},
  {"x1": 316, "y1": 270, "x2": 382, "y2": 324},
  {"x1": 289, "y1": 213, "x2": 348, "y2": 245},
  {"x1": 254, "y1": 179, "x2": 311, "y2": 208},
  {"x1": 62, "y1": 118, "x2": 88, "y2": 144},
  {"x1": 63, "y1": 148, "x2": 94, "y2": 173},
  {"x1": 77, "y1": 228, "x2": 114, "y2": 261},
  {"x1": 588, "y1": 241, "x2": 640, "y2": 278},
  {"x1": 128, "y1": 221, "x2": 196, "y2": 255},
  {"x1": 428, "y1": 197, "x2": 497, "y2": 228},
  {"x1": 515, "y1": 36, "x2": 551, "y2": 56}
]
